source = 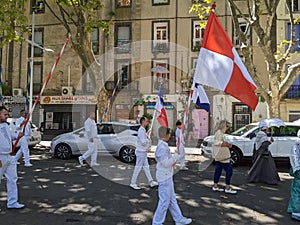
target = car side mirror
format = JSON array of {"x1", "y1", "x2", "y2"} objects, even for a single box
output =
[
  {"x1": 79, "y1": 132, "x2": 84, "y2": 138},
  {"x1": 248, "y1": 133, "x2": 256, "y2": 139}
]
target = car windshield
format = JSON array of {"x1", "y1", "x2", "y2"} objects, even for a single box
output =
[{"x1": 231, "y1": 124, "x2": 257, "y2": 136}]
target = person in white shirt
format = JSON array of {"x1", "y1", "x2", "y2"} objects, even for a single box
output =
[
  {"x1": 78, "y1": 112, "x2": 99, "y2": 167},
  {"x1": 14, "y1": 110, "x2": 33, "y2": 167},
  {"x1": 175, "y1": 120, "x2": 186, "y2": 169},
  {"x1": 152, "y1": 126, "x2": 192, "y2": 225},
  {"x1": 130, "y1": 117, "x2": 158, "y2": 190},
  {"x1": 0, "y1": 106, "x2": 25, "y2": 209}
]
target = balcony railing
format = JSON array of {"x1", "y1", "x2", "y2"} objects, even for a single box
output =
[
  {"x1": 153, "y1": 41, "x2": 169, "y2": 52},
  {"x1": 116, "y1": 40, "x2": 131, "y2": 53}
]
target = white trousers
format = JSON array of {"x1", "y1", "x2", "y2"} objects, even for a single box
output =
[
  {"x1": 0, "y1": 154, "x2": 19, "y2": 207},
  {"x1": 179, "y1": 144, "x2": 185, "y2": 167},
  {"x1": 152, "y1": 177, "x2": 183, "y2": 225},
  {"x1": 131, "y1": 151, "x2": 153, "y2": 184},
  {"x1": 82, "y1": 139, "x2": 98, "y2": 165},
  {"x1": 15, "y1": 136, "x2": 31, "y2": 164}
]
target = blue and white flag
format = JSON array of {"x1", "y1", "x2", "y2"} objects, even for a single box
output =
[{"x1": 191, "y1": 82, "x2": 210, "y2": 112}]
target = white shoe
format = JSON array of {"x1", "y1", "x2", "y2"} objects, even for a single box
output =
[
  {"x1": 224, "y1": 188, "x2": 237, "y2": 194},
  {"x1": 7, "y1": 202, "x2": 25, "y2": 209},
  {"x1": 130, "y1": 184, "x2": 141, "y2": 190},
  {"x1": 78, "y1": 156, "x2": 84, "y2": 166},
  {"x1": 24, "y1": 163, "x2": 33, "y2": 167},
  {"x1": 212, "y1": 186, "x2": 224, "y2": 192},
  {"x1": 175, "y1": 217, "x2": 192, "y2": 225},
  {"x1": 149, "y1": 180, "x2": 158, "y2": 188},
  {"x1": 91, "y1": 163, "x2": 100, "y2": 166}
]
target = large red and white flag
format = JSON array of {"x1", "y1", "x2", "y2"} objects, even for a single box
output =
[
  {"x1": 155, "y1": 83, "x2": 168, "y2": 127},
  {"x1": 194, "y1": 11, "x2": 258, "y2": 110}
]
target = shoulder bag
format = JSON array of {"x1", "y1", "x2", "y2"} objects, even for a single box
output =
[{"x1": 213, "y1": 146, "x2": 231, "y2": 161}]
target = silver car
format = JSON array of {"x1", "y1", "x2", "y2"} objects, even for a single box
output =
[
  {"x1": 201, "y1": 122, "x2": 300, "y2": 166},
  {"x1": 50, "y1": 122, "x2": 140, "y2": 163}
]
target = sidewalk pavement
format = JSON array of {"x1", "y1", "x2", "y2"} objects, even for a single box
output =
[{"x1": 0, "y1": 147, "x2": 298, "y2": 225}]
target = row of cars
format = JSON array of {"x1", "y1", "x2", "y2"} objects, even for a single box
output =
[{"x1": 201, "y1": 121, "x2": 300, "y2": 166}]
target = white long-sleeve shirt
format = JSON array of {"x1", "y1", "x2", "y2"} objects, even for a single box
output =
[
  {"x1": 175, "y1": 127, "x2": 185, "y2": 145},
  {"x1": 16, "y1": 116, "x2": 32, "y2": 137},
  {"x1": 0, "y1": 123, "x2": 16, "y2": 155},
  {"x1": 84, "y1": 117, "x2": 97, "y2": 139},
  {"x1": 155, "y1": 140, "x2": 181, "y2": 182},
  {"x1": 136, "y1": 126, "x2": 150, "y2": 152}
]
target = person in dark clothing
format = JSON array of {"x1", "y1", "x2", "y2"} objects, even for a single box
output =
[{"x1": 247, "y1": 126, "x2": 280, "y2": 185}]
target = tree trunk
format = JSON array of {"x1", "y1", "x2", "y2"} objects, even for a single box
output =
[{"x1": 97, "y1": 87, "x2": 110, "y2": 122}]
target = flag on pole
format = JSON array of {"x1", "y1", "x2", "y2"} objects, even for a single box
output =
[
  {"x1": 193, "y1": 10, "x2": 258, "y2": 110},
  {"x1": 155, "y1": 83, "x2": 168, "y2": 127},
  {"x1": 191, "y1": 82, "x2": 210, "y2": 112},
  {"x1": 26, "y1": 65, "x2": 31, "y2": 111}
]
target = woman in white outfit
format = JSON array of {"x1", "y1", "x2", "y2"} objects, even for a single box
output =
[
  {"x1": 78, "y1": 112, "x2": 99, "y2": 166},
  {"x1": 14, "y1": 110, "x2": 33, "y2": 167},
  {"x1": 0, "y1": 106, "x2": 25, "y2": 209},
  {"x1": 130, "y1": 117, "x2": 158, "y2": 190},
  {"x1": 152, "y1": 126, "x2": 192, "y2": 225}
]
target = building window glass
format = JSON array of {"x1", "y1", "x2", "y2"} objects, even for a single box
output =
[
  {"x1": 116, "y1": 0, "x2": 131, "y2": 7},
  {"x1": 287, "y1": 23, "x2": 300, "y2": 51},
  {"x1": 115, "y1": 24, "x2": 131, "y2": 53},
  {"x1": 115, "y1": 60, "x2": 131, "y2": 90},
  {"x1": 292, "y1": 0, "x2": 300, "y2": 12},
  {"x1": 287, "y1": 74, "x2": 300, "y2": 98},
  {"x1": 153, "y1": 0, "x2": 169, "y2": 5},
  {"x1": 31, "y1": 0, "x2": 45, "y2": 14},
  {"x1": 152, "y1": 21, "x2": 169, "y2": 52},
  {"x1": 192, "y1": 20, "x2": 205, "y2": 51},
  {"x1": 27, "y1": 62, "x2": 43, "y2": 95},
  {"x1": 28, "y1": 28, "x2": 44, "y2": 57},
  {"x1": 152, "y1": 60, "x2": 169, "y2": 93},
  {"x1": 233, "y1": 19, "x2": 251, "y2": 48},
  {"x1": 91, "y1": 28, "x2": 99, "y2": 55}
]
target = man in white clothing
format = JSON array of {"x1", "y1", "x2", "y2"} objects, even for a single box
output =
[
  {"x1": 175, "y1": 120, "x2": 186, "y2": 169},
  {"x1": 0, "y1": 106, "x2": 25, "y2": 209},
  {"x1": 14, "y1": 110, "x2": 33, "y2": 167},
  {"x1": 78, "y1": 112, "x2": 99, "y2": 166},
  {"x1": 152, "y1": 126, "x2": 192, "y2": 225},
  {"x1": 130, "y1": 117, "x2": 158, "y2": 190}
]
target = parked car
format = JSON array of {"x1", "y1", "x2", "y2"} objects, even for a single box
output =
[
  {"x1": 7, "y1": 118, "x2": 42, "y2": 148},
  {"x1": 50, "y1": 122, "x2": 140, "y2": 163},
  {"x1": 201, "y1": 122, "x2": 300, "y2": 166}
]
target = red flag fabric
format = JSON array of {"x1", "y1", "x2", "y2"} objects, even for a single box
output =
[
  {"x1": 193, "y1": 11, "x2": 258, "y2": 110},
  {"x1": 155, "y1": 83, "x2": 169, "y2": 127}
]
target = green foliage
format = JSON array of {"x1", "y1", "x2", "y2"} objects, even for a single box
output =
[
  {"x1": 143, "y1": 113, "x2": 153, "y2": 121},
  {"x1": 189, "y1": 0, "x2": 212, "y2": 20},
  {"x1": 0, "y1": 0, "x2": 29, "y2": 47}
]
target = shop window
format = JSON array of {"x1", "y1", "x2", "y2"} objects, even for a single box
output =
[
  {"x1": 116, "y1": 0, "x2": 131, "y2": 7},
  {"x1": 28, "y1": 28, "x2": 44, "y2": 57},
  {"x1": 152, "y1": 60, "x2": 169, "y2": 93},
  {"x1": 31, "y1": 0, "x2": 45, "y2": 14},
  {"x1": 153, "y1": 0, "x2": 169, "y2": 5},
  {"x1": 91, "y1": 28, "x2": 99, "y2": 55},
  {"x1": 45, "y1": 112, "x2": 73, "y2": 130},
  {"x1": 115, "y1": 23, "x2": 131, "y2": 53},
  {"x1": 287, "y1": 74, "x2": 300, "y2": 98},
  {"x1": 287, "y1": 23, "x2": 300, "y2": 51},
  {"x1": 152, "y1": 21, "x2": 169, "y2": 52},
  {"x1": 233, "y1": 19, "x2": 251, "y2": 49},
  {"x1": 192, "y1": 20, "x2": 205, "y2": 52}
]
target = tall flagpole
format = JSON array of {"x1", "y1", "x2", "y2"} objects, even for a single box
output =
[{"x1": 11, "y1": 34, "x2": 71, "y2": 154}]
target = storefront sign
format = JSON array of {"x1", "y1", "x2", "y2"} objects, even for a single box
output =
[
  {"x1": 41, "y1": 96, "x2": 97, "y2": 104},
  {"x1": 146, "y1": 103, "x2": 174, "y2": 110}
]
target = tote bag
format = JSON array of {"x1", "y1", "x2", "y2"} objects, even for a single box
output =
[{"x1": 213, "y1": 146, "x2": 231, "y2": 161}]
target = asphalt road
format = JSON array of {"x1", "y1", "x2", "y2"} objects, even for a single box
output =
[{"x1": 0, "y1": 146, "x2": 298, "y2": 225}]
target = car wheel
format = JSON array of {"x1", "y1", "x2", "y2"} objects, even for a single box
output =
[
  {"x1": 230, "y1": 147, "x2": 241, "y2": 167},
  {"x1": 54, "y1": 143, "x2": 72, "y2": 159},
  {"x1": 119, "y1": 146, "x2": 136, "y2": 163}
]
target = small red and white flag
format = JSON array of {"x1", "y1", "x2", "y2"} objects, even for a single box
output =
[
  {"x1": 155, "y1": 83, "x2": 168, "y2": 127},
  {"x1": 194, "y1": 11, "x2": 258, "y2": 110}
]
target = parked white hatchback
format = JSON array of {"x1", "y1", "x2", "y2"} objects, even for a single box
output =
[
  {"x1": 7, "y1": 118, "x2": 42, "y2": 148},
  {"x1": 201, "y1": 122, "x2": 300, "y2": 166}
]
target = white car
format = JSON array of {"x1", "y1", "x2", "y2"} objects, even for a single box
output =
[
  {"x1": 50, "y1": 122, "x2": 140, "y2": 163},
  {"x1": 201, "y1": 122, "x2": 300, "y2": 166},
  {"x1": 7, "y1": 118, "x2": 42, "y2": 148}
]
